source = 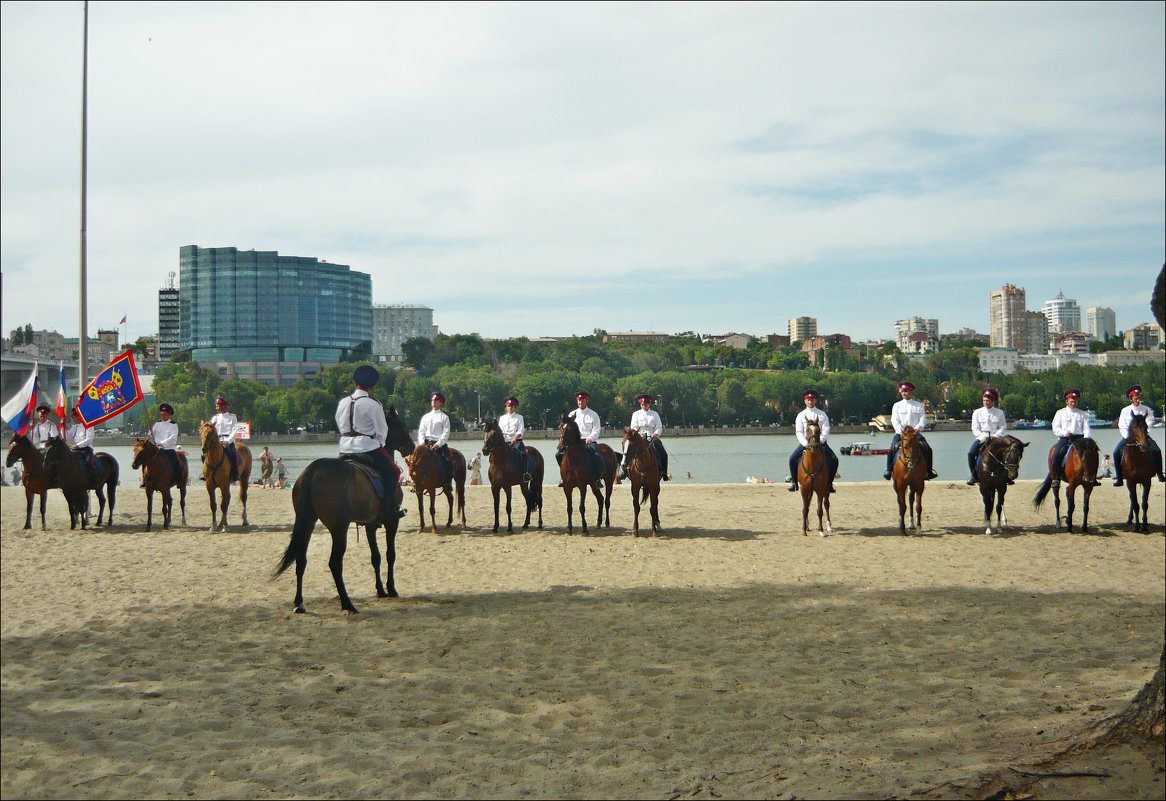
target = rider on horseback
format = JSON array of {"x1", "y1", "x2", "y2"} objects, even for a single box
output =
[
  {"x1": 557, "y1": 391, "x2": 605, "y2": 490},
  {"x1": 967, "y1": 388, "x2": 1009, "y2": 485},
  {"x1": 787, "y1": 389, "x2": 838, "y2": 493},
  {"x1": 1113, "y1": 385, "x2": 1165, "y2": 486},
  {"x1": 65, "y1": 406, "x2": 98, "y2": 483},
  {"x1": 498, "y1": 396, "x2": 534, "y2": 481},
  {"x1": 1050, "y1": 389, "x2": 1097, "y2": 488},
  {"x1": 336, "y1": 365, "x2": 405, "y2": 524},
  {"x1": 620, "y1": 393, "x2": 669, "y2": 482},
  {"x1": 883, "y1": 381, "x2": 937, "y2": 482},
  {"x1": 208, "y1": 397, "x2": 240, "y2": 481},
  {"x1": 150, "y1": 403, "x2": 184, "y2": 481},
  {"x1": 418, "y1": 391, "x2": 455, "y2": 495}
]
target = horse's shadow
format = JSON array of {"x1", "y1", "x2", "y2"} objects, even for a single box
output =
[{"x1": 524, "y1": 525, "x2": 765, "y2": 542}]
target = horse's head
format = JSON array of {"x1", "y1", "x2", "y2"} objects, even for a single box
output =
[
  {"x1": 558, "y1": 412, "x2": 580, "y2": 449},
  {"x1": 1002, "y1": 436, "x2": 1028, "y2": 481},
  {"x1": 132, "y1": 437, "x2": 156, "y2": 469},
  {"x1": 5, "y1": 434, "x2": 29, "y2": 467},
  {"x1": 804, "y1": 420, "x2": 822, "y2": 450},
  {"x1": 1129, "y1": 414, "x2": 1150, "y2": 444},
  {"x1": 622, "y1": 427, "x2": 647, "y2": 454},
  {"x1": 900, "y1": 425, "x2": 918, "y2": 451},
  {"x1": 40, "y1": 437, "x2": 68, "y2": 470},
  {"x1": 385, "y1": 405, "x2": 415, "y2": 458},
  {"x1": 481, "y1": 420, "x2": 502, "y2": 455}
]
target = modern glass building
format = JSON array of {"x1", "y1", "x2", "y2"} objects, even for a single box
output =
[{"x1": 179, "y1": 245, "x2": 372, "y2": 385}]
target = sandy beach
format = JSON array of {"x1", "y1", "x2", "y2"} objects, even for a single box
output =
[{"x1": 2, "y1": 478, "x2": 1163, "y2": 799}]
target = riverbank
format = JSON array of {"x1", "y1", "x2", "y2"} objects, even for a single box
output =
[{"x1": 2, "y1": 482, "x2": 1162, "y2": 799}]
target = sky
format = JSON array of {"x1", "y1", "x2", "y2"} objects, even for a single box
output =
[{"x1": 2, "y1": 1, "x2": 1163, "y2": 347}]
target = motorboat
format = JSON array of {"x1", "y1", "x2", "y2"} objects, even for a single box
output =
[
  {"x1": 1013, "y1": 419, "x2": 1051, "y2": 430},
  {"x1": 1084, "y1": 410, "x2": 1113, "y2": 428},
  {"x1": 841, "y1": 441, "x2": 890, "y2": 456}
]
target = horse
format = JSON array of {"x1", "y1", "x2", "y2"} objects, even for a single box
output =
[
  {"x1": 481, "y1": 421, "x2": 543, "y2": 533},
  {"x1": 405, "y1": 443, "x2": 467, "y2": 533},
  {"x1": 974, "y1": 435, "x2": 1027, "y2": 536},
  {"x1": 891, "y1": 425, "x2": 927, "y2": 535},
  {"x1": 6, "y1": 434, "x2": 57, "y2": 530},
  {"x1": 621, "y1": 428, "x2": 662, "y2": 537},
  {"x1": 556, "y1": 412, "x2": 618, "y2": 534},
  {"x1": 132, "y1": 438, "x2": 189, "y2": 530},
  {"x1": 199, "y1": 421, "x2": 252, "y2": 532},
  {"x1": 41, "y1": 437, "x2": 119, "y2": 530},
  {"x1": 1120, "y1": 415, "x2": 1155, "y2": 533},
  {"x1": 1034, "y1": 436, "x2": 1099, "y2": 533},
  {"x1": 798, "y1": 419, "x2": 833, "y2": 537},
  {"x1": 274, "y1": 405, "x2": 415, "y2": 614}
]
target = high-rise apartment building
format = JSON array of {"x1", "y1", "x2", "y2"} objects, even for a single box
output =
[
  {"x1": 1022, "y1": 310, "x2": 1050, "y2": 355},
  {"x1": 179, "y1": 245, "x2": 372, "y2": 385},
  {"x1": 989, "y1": 284, "x2": 1026, "y2": 350},
  {"x1": 372, "y1": 304, "x2": 435, "y2": 367},
  {"x1": 788, "y1": 316, "x2": 817, "y2": 344},
  {"x1": 1042, "y1": 290, "x2": 1081, "y2": 335},
  {"x1": 894, "y1": 317, "x2": 939, "y2": 354},
  {"x1": 1087, "y1": 306, "x2": 1116, "y2": 341},
  {"x1": 157, "y1": 272, "x2": 180, "y2": 361}
]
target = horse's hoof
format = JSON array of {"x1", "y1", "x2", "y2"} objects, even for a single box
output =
[{"x1": 294, "y1": 605, "x2": 306, "y2": 614}]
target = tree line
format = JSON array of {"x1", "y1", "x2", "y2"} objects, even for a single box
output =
[{"x1": 142, "y1": 332, "x2": 1162, "y2": 435}]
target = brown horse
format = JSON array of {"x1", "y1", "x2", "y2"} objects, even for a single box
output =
[
  {"x1": 199, "y1": 421, "x2": 252, "y2": 532},
  {"x1": 556, "y1": 413, "x2": 618, "y2": 534},
  {"x1": 621, "y1": 428, "x2": 661, "y2": 537},
  {"x1": 41, "y1": 437, "x2": 119, "y2": 529},
  {"x1": 274, "y1": 405, "x2": 415, "y2": 614},
  {"x1": 6, "y1": 434, "x2": 57, "y2": 530},
  {"x1": 132, "y1": 438, "x2": 189, "y2": 530},
  {"x1": 1120, "y1": 415, "x2": 1156, "y2": 533},
  {"x1": 405, "y1": 444, "x2": 467, "y2": 533},
  {"x1": 481, "y1": 421, "x2": 543, "y2": 533},
  {"x1": 1034, "y1": 436, "x2": 1100, "y2": 533},
  {"x1": 975, "y1": 435, "x2": 1027, "y2": 536},
  {"x1": 891, "y1": 425, "x2": 927, "y2": 535},
  {"x1": 798, "y1": 419, "x2": 832, "y2": 537}
]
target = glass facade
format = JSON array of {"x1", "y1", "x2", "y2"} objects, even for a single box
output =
[{"x1": 179, "y1": 245, "x2": 372, "y2": 369}]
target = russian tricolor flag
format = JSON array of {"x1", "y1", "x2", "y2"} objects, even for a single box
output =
[{"x1": 1, "y1": 363, "x2": 40, "y2": 436}]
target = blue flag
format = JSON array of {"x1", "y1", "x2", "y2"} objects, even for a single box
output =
[{"x1": 75, "y1": 350, "x2": 144, "y2": 428}]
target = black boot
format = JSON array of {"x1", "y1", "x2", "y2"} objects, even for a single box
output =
[
  {"x1": 967, "y1": 475, "x2": 976, "y2": 485},
  {"x1": 787, "y1": 482, "x2": 798, "y2": 492},
  {"x1": 883, "y1": 470, "x2": 892, "y2": 480}
]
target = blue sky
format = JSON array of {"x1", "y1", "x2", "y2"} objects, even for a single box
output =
[{"x1": 2, "y1": 1, "x2": 1163, "y2": 345}]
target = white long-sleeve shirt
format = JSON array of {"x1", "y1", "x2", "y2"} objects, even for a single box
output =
[
  {"x1": 336, "y1": 390, "x2": 388, "y2": 454},
  {"x1": 1118, "y1": 402, "x2": 1156, "y2": 438},
  {"x1": 30, "y1": 419, "x2": 60, "y2": 448},
  {"x1": 970, "y1": 406, "x2": 1007, "y2": 442},
  {"x1": 891, "y1": 398, "x2": 928, "y2": 433},
  {"x1": 151, "y1": 419, "x2": 179, "y2": 450},
  {"x1": 794, "y1": 407, "x2": 831, "y2": 447},
  {"x1": 498, "y1": 412, "x2": 525, "y2": 443},
  {"x1": 418, "y1": 409, "x2": 451, "y2": 447},
  {"x1": 210, "y1": 411, "x2": 238, "y2": 444},
  {"x1": 67, "y1": 423, "x2": 94, "y2": 449},
  {"x1": 569, "y1": 406, "x2": 602, "y2": 443},
  {"x1": 1052, "y1": 406, "x2": 1092, "y2": 438},
  {"x1": 630, "y1": 408, "x2": 662, "y2": 438}
]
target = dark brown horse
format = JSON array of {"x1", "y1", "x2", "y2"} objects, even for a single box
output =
[
  {"x1": 132, "y1": 438, "x2": 189, "y2": 530},
  {"x1": 1120, "y1": 415, "x2": 1155, "y2": 533},
  {"x1": 1034, "y1": 436, "x2": 1099, "y2": 533},
  {"x1": 41, "y1": 437, "x2": 119, "y2": 529},
  {"x1": 556, "y1": 413, "x2": 618, "y2": 534},
  {"x1": 891, "y1": 425, "x2": 927, "y2": 535},
  {"x1": 481, "y1": 421, "x2": 543, "y2": 533},
  {"x1": 199, "y1": 421, "x2": 252, "y2": 532},
  {"x1": 6, "y1": 434, "x2": 57, "y2": 530},
  {"x1": 621, "y1": 428, "x2": 661, "y2": 537},
  {"x1": 975, "y1": 435, "x2": 1027, "y2": 536},
  {"x1": 405, "y1": 444, "x2": 467, "y2": 533},
  {"x1": 274, "y1": 405, "x2": 415, "y2": 614},
  {"x1": 798, "y1": 419, "x2": 832, "y2": 537}
]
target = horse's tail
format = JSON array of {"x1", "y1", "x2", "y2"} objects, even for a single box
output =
[
  {"x1": 1033, "y1": 474, "x2": 1053, "y2": 509},
  {"x1": 274, "y1": 462, "x2": 317, "y2": 578}
]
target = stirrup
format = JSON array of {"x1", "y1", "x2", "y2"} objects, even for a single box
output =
[
  {"x1": 882, "y1": 471, "x2": 891, "y2": 480},
  {"x1": 967, "y1": 477, "x2": 976, "y2": 485},
  {"x1": 787, "y1": 483, "x2": 798, "y2": 492},
  {"x1": 927, "y1": 470, "x2": 938, "y2": 479}
]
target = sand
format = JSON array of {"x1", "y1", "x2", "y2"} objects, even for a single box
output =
[{"x1": 2, "y1": 478, "x2": 1163, "y2": 799}]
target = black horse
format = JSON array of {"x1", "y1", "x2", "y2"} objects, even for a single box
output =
[
  {"x1": 274, "y1": 405, "x2": 415, "y2": 614},
  {"x1": 41, "y1": 437, "x2": 119, "y2": 529},
  {"x1": 975, "y1": 435, "x2": 1027, "y2": 536}
]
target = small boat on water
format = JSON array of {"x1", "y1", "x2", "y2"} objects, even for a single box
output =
[
  {"x1": 1013, "y1": 419, "x2": 1051, "y2": 430},
  {"x1": 1084, "y1": 410, "x2": 1113, "y2": 428},
  {"x1": 841, "y1": 441, "x2": 890, "y2": 456}
]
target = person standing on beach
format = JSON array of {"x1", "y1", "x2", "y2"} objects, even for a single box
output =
[
  {"x1": 1112, "y1": 385, "x2": 1165, "y2": 486},
  {"x1": 967, "y1": 388, "x2": 1008, "y2": 485},
  {"x1": 417, "y1": 391, "x2": 454, "y2": 495},
  {"x1": 883, "y1": 381, "x2": 937, "y2": 481},
  {"x1": 259, "y1": 446, "x2": 275, "y2": 489},
  {"x1": 468, "y1": 453, "x2": 482, "y2": 485},
  {"x1": 336, "y1": 365, "x2": 403, "y2": 524},
  {"x1": 1049, "y1": 389, "x2": 1093, "y2": 487},
  {"x1": 620, "y1": 393, "x2": 669, "y2": 482},
  {"x1": 275, "y1": 457, "x2": 288, "y2": 488},
  {"x1": 787, "y1": 389, "x2": 838, "y2": 493}
]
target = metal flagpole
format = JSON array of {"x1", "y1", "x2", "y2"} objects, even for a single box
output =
[{"x1": 79, "y1": 1, "x2": 89, "y2": 390}]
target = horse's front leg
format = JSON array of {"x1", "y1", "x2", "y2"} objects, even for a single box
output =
[
  {"x1": 649, "y1": 485, "x2": 661, "y2": 537},
  {"x1": 896, "y1": 485, "x2": 908, "y2": 535},
  {"x1": 365, "y1": 524, "x2": 387, "y2": 597},
  {"x1": 382, "y1": 517, "x2": 399, "y2": 597},
  {"x1": 207, "y1": 487, "x2": 219, "y2": 532},
  {"x1": 563, "y1": 486, "x2": 574, "y2": 533},
  {"x1": 145, "y1": 489, "x2": 155, "y2": 531},
  {"x1": 326, "y1": 528, "x2": 357, "y2": 614},
  {"x1": 579, "y1": 487, "x2": 590, "y2": 534},
  {"x1": 1079, "y1": 486, "x2": 1091, "y2": 533},
  {"x1": 503, "y1": 485, "x2": 514, "y2": 533},
  {"x1": 801, "y1": 489, "x2": 811, "y2": 537},
  {"x1": 444, "y1": 484, "x2": 454, "y2": 529},
  {"x1": 414, "y1": 488, "x2": 427, "y2": 532},
  {"x1": 491, "y1": 484, "x2": 503, "y2": 533},
  {"x1": 219, "y1": 488, "x2": 232, "y2": 532},
  {"x1": 428, "y1": 491, "x2": 439, "y2": 535},
  {"x1": 589, "y1": 484, "x2": 604, "y2": 529},
  {"x1": 1065, "y1": 487, "x2": 1076, "y2": 533},
  {"x1": 161, "y1": 487, "x2": 173, "y2": 530},
  {"x1": 238, "y1": 481, "x2": 249, "y2": 526},
  {"x1": 631, "y1": 480, "x2": 642, "y2": 537},
  {"x1": 93, "y1": 489, "x2": 107, "y2": 527}
]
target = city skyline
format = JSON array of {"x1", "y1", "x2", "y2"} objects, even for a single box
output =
[{"x1": 2, "y1": 2, "x2": 1163, "y2": 345}]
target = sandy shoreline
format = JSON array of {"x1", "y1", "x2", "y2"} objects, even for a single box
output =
[{"x1": 2, "y1": 480, "x2": 1163, "y2": 799}]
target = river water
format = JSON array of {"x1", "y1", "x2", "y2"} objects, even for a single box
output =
[{"x1": 82, "y1": 428, "x2": 1123, "y2": 486}]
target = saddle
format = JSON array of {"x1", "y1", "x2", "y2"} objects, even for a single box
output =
[{"x1": 340, "y1": 454, "x2": 386, "y2": 499}]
